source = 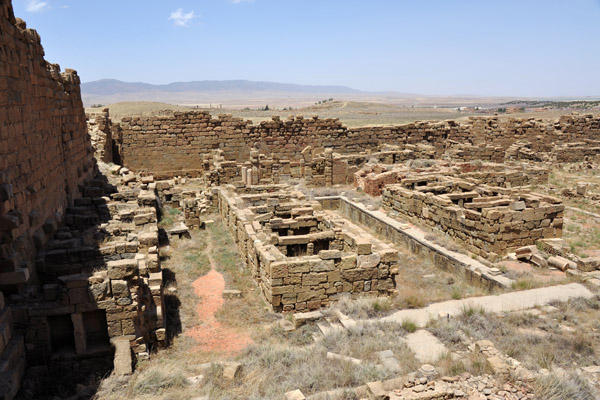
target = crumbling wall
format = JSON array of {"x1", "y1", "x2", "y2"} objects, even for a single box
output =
[
  {"x1": 87, "y1": 108, "x2": 114, "y2": 163},
  {"x1": 115, "y1": 111, "x2": 600, "y2": 175},
  {"x1": 218, "y1": 188, "x2": 398, "y2": 312},
  {"x1": 382, "y1": 178, "x2": 564, "y2": 259},
  {"x1": 0, "y1": 3, "x2": 95, "y2": 294}
]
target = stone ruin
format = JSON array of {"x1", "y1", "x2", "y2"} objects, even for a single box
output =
[
  {"x1": 1, "y1": 0, "x2": 600, "y2": 397},
  {"x1": 218, "y1": 185, "x2": 398, "y2": 312},
  {"x1": 0, "y1": 4, "x2": 164, "y2": 398},
  {"x1": 382, "y1": 176, "x2": 564, "y2": 260}
]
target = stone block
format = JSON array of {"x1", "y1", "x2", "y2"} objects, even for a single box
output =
[
  {"x1": 107, "y1": 259, "x2": 138, "y2": 280},
  {"x1": 339, "y1": 254, "x2": 356, "y2": 270},
  {"x1": 357, "y1": 253, "x2": 381, "y2": 269},
  {"x1": 110, "y1": 280, "x2": 130, "y2": 298},
  {"x1": 318, "y1": 249, "x2": 342, "y2": 260}
]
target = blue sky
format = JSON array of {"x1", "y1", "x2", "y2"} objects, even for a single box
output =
[{"x1": 12, "y1": 0, "x2": 600, "y2": 97}]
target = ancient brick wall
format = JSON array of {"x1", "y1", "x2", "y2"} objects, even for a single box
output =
[
  {"x1": 0, "y1": 3, "x2": 95, "y2": 294},
  {"x1": 87, "y1": 109, "x2": 114, "y2": 163},
  {"x1": 115, "y1": 110, "x2": 600, "y2": 176}
]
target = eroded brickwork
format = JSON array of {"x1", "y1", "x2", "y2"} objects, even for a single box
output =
[
  {"x1": 114, "y1": 111, "x2": 600, "y2": 175},
  {"x1": 382, "y1": 176, "x2": 564, "y2": 260},
  {"x1": 0, "y1": 4, "x2": 95, "y2": 293}
]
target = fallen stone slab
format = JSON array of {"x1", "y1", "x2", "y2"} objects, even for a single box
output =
[
  {"x1": 293, "y1": 310, "x2": 323, "y2": 328},
  {"x1": 317, "y1": 320, "x2": 345, "y2": 336},
  {"x1": 326, "y1": 352, "x2": 362, "y2": 365},
  {"x1": 376, "y1": 350, "x2": 401, "y2": 374},
  {"x1": 223, "y1": 289, "x2": 242, "y2": 299},
  {"x1": 222, "y1": 362, "x2": 242, "y2": 382},
  {"x1": 403, "y1": 330, "x2": 448, "y2": 364},
  {"x1": 186, "y1": 375, "x2": 204, "y2": 385},
  {"x1": 110, "y1": 335, "x2": 136, "y2": 376}
]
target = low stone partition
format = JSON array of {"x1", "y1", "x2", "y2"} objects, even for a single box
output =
[
  {"x1": 316, "y1": 197, "x2": 512, "y2": 290},
  {"x1": 382, "y1": 176, "x2": 564, "y2": 259},
  {"x1": 456, "y1": 162, "x2": 549, "y2": 188},
  {"x1": 356, "y1": 161, "x2": 549, "y2": 197},
  {"x1": 218, "y1": 185, "x2": 398, "y2": 312},
  {"x1": 553, "y1": 141, "x2": 600, "y2": 162}
]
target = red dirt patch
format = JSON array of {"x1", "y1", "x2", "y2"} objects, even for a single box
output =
[{"x1": 185, "y1": 269, "x2": 253, "y2": 355}]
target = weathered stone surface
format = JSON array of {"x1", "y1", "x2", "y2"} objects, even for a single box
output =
[{"x1": 107, "y1": 259, "x2": 139, "y2": 280}]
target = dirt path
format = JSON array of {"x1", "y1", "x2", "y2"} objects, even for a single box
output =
[{"x1": 185, "y1": 231, "x2": 253, "y2": 355}]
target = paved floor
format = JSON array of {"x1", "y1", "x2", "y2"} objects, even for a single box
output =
[
  {"x1": 379, "y1": 282, "x2": 594, "y2": 327},
  {"x1": 403, "y1": 330, "x2": 448, "y2": 364}
]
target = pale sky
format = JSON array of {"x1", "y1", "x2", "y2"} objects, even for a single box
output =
[{"x1": 12, "y1": 0, "x2": 600, "y2": 97}]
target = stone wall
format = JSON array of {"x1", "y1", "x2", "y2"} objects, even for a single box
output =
[
  {"x1": 382, "y1": 177, "x2": 564, "y2": 259},
  {"x1": 218, "y1": 186, "x2": 398, "y2": 312},
  {"x1": 0, "y1": 3, "x2": 95, "y2": 294},
  {"x1": 87, "y1": 108, "x2": 114, "y2": 163},
  {"x1": 114, "y1": 110, "x2": 600, "y2": 175}
]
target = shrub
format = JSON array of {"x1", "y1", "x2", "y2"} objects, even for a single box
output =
[{"x1": 401, "y1": 319, "x2": 417, "y2": 333}]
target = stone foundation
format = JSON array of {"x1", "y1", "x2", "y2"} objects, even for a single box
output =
[
  {"x1": 382, "y1": 176, "x2": 564, "y2": 259},
  {"x1": 218, "y1": 185, "x2": 398, "y2": 312}
]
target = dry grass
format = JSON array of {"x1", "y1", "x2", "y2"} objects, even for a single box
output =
[
  {"x1": 435, "y1": 351, "x2": 491, "y2": 377},
  {"x1": 429, "y1": 297, "x2": 600, "y2": 373},
  {"x1": 158, "y1": 205, "x2": 182, "y2": 229},
  {"x1": 563, "y1": 209, "x2": 600, "y2": 256},
  {"x1": 87, "y1": 101, "x2": 195, "y2": 122},
  {"x1": 423, "y1": 232, "x2": 467, "y2": 255},
  {"x1": 327, "y1": 252, "x2": 487, "y2": 320},
  {"x1": 95, "y1": 217, "x2": 428, "y2": 399},
  {"x1": 321, "y1": 321, "x2": 417, "y2": 365},
  {"x1": 198, "y1": 321, "x2": 418, "y2": 399},
  {"x1": 534, "y1": 373, "x2": 597, "y2": 400},
  {"x1": 160, "y1": 230, "x2": 210, "y2": 333},
  {"x1": 207, "y1": 221, "x2": 274, "y2": 328}
]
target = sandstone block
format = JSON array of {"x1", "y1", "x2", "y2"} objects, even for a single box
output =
[
  {"x1": 107, "y1": 259, "x2": 138, "y2": 280},
  {"x1": 357, "y1": 253, "x2": 381, "y2": 269}
]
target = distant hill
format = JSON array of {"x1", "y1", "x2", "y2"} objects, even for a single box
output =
[
  {"x1": 81, "y1": 79, "x2": 367, "y2": 107},
  {"x1": 80, "y1": 79, "x2": 537, "y2": 109}
]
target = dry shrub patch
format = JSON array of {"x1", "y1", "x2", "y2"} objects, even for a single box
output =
[
  {"x1": 534, "y1": 373, "x2": 597, "y2": 400},
  {"x1": 429, "y1": 297, "x2": 600, "y2": 372}
]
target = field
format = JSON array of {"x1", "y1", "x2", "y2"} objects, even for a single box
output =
[{"x1": 87, "y1": 100, "x2": 576, "y2": 128}]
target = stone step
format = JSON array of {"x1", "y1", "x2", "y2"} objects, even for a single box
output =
[{"x1": 334, "y1": 310, "x2": 357, "y2": 330}]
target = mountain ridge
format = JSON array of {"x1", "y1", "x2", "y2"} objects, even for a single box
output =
[{"x1": 81, "y1": 79, "x2": 367, "y2": 96}]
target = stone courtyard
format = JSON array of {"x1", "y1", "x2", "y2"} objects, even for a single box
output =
[{"x1": 1, "y1": 1, "x2": 600, "y2": 399}]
